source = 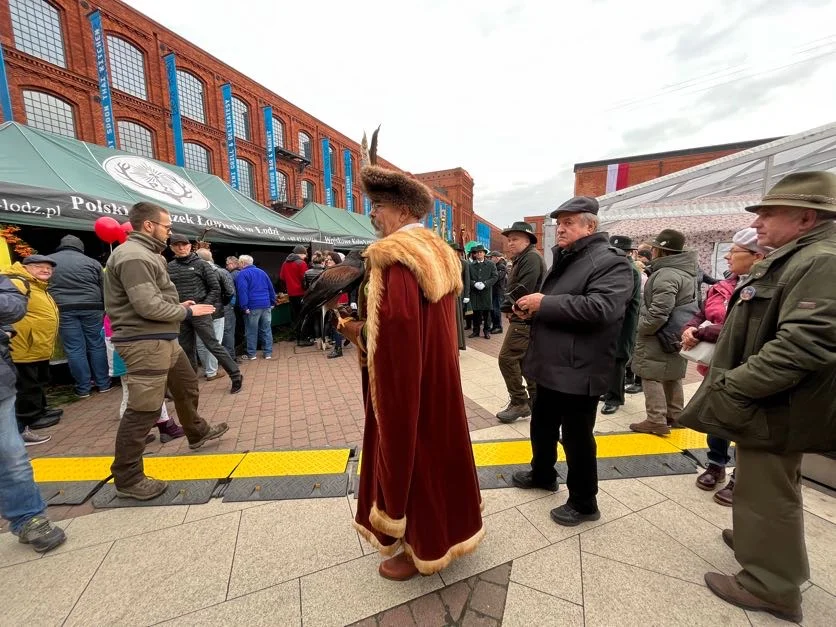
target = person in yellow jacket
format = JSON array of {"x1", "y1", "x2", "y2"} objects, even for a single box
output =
[{"x1": 2, "y1": 255, "x2": 61, "y2": 438}]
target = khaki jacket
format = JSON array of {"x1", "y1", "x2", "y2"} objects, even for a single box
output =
[{"x1": 679, "y1": 222, "x2": 836, "y2": 452}]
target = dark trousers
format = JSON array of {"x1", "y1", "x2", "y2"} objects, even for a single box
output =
[
  {"x1": 626, "y1": 365, "x2": 641, "y2": 387},
  {"x1": 14, "y1": 360, "x2": 50, "y2": 431},
  {"x1": 179, "y1": 315, "x2": 240, "y2": 378},
  {"x1": 289, "y1": 296, "x2": 305, "y2": 341},
  {"x1": 111, "y1": 339, "x2": 210, "y2": 488},
  {"x1": 490, "y1": 292, "x2": 502, "y2": 330},
  {"x1": 222, "y1": 305, "x2": 236, "y2": 360},
  {"x1": 531, "y1": 385, "x2": 599, "y2": 514},
  {"x1": 471, "y1": 310, "x2": 490, "y2": 335},
  {"x1": 707, "y1": 435, "x2": 733, "y2": 466},
  {"x1": 605, "y1": 357, "x2": 628, "y2": 405}
]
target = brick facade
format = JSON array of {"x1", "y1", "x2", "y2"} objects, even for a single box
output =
[{"x1": 0, "y1": 0, "x2": 491, "y2": 231}]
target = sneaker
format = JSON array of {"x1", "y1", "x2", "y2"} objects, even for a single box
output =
[
  {"x1": 21, "y1": 427, "x2": 50, "y2": 446},
  {"x1": 205, "y1": 371, "x2": 226, "y2": 381},
  {"x1": 247, "y1": 355, "x2": 257, "y2": 360},
  {"x1": 264, "y1": 355, "x2": 273, "y2": 360},
  {"x1": 76, "y1": 392, "x2": 92, "y2": 399},
  {"x1": 230, "y1": 375, "x2": 243, "y2": 394},
  {"x1": 16, "y1": 516, "x2": 66, "y2": 553},
  {"x1": 629, "y1": 420, "x2": 671, "y2": 436},
  {"x1": 98, "y1": 385, "x2": 115, "y2": 394},
  {"x1": 496, "y1": 403, "x2": 531, "y2": 424},
  {"x1": 189, "y1": 422, "x2": 229, "y2": 450},
  {"x1": 115, "y1": 476, "x2": 168, "y2": 501},
  {"x1": 158, "y1": 418, "x2": 185, "y2": 443}
]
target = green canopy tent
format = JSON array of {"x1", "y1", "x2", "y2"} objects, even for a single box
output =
[
  {"x1": 0, "y1": 121, "x2": 336, "y2": 245},
  {"x1": 292, "y1": 202, "x2": 377, "y2": 246}
]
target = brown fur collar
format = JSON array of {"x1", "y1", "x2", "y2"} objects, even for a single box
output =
[{"x1": 363, "y1": 227, "x2": 462, "y2": 302}]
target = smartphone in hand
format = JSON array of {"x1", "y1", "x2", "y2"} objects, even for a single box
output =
[{"x1": 502, "y1": 283, "x2": 529, "y2": 313}]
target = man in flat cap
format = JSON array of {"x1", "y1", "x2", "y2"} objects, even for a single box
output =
[
  {"x1": 338, "y1": 164, "x2": 483, "y2": 580},
  {"x1": 496, "y1": 221, "x2": 547, "y2": 423},
  {"x1": 629, "y1": 229, "x2": 698, "y2": 435},
  {"x1": 680, "y1": 171, "x2": 836, "y2": 622},
  {"x1": 601, "y1": 236, "x2": 642, "y2": 416},
  {"x1": 512, "y1": 196, "x2": 632, "y2": 526}
]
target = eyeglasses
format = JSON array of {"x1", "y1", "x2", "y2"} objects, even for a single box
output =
[
  {"x1": 727, "y1": 248, "x2": 753, "y2": 256},
  {"x1": 148, "y1": 220, "x2": 172, "y2": 232}
]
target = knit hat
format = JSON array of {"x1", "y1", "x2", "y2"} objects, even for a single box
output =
[
  {"x1": 732, "y1": 227, "x2": 772, "y2": 255},
  {"x1": 293, "y1": 245, "x2": 307, "y2": 254}
]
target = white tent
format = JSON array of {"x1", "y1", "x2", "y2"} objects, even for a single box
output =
[{"x1": 544, "y1": 121, "x2": 836, "y2": 273}]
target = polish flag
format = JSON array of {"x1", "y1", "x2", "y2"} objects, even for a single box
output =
[{"x1": 605, "y1": 163, "x2": 629, "y2": 193}]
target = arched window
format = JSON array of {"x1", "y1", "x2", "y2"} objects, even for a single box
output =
[
  {"x1": 328, "y1": 143, "x2": 339, "y2": 176},
  {"x1": 22, "y1": 90, "x2": 74, "y2": 137},
  {"x1": 277, "y1": 170, "x2": 288, "y2": 202},
  {"x1": 298, "y1": 131, "x2": 312, "y2": 160},
  {"x1": 106, "y1": 35, "x2": 146, "y2": 100},
  {"x1": 301, "y1": 180, "x2": 315, "y2": 205},
  {"x1": 9, "y1": 0, "x2": 66, "y2": 67},
  {"x1": 352, "y1": 194, "x2": 358, "y2": 212},
  {"x1": 117, "y1": 120, "x2": 154, "y2": 158},
  {"x1": 272, "y1": 117, "x2": 285, "y2": 149},
  {"x1": 237, "y1": 158, "x2": 255, "y2": 199},
  {"x1": 331, "y1": 187, "x2": 339, "y2": 207},
  {"x1": 231, "y1": 97, "x2": 250, "y2": 141},
  {"x1": 183, "y1": 142, "x2": 211, "y2": 173},
  {"x1": 176, "y1": 70, "x2": 205, "y2": 123}
]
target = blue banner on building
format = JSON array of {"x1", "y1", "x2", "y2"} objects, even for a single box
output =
[
  {"x1": 344, "y1": 149, "x2": 353, "y2": 212},
  {"x1": 0, "y1": 45, "x2": 13, "y2": 122},
  {"x1": 263, "y1": 106, "x2": 278, "y2": 201},
  {"x1": 476, "y1": 222, "x2": 492, "y2": 249},
  {"x1": 88, "y1": 11, "x2": 116, "y2": 148},
  {"x1": 163, "y1": 53, "x2": 185, "y2": 166},
  {"x1": 322, "y1": 138, "x2": 333, "y2": 206},
  {"x1": 363, "y1": 195, "x2": 372, "y2": 216},
  {"x1": 433, "y1": 199, "x2": 441, "y2": 234},
  {"x1": 221, "y1": 83, "x2": 238, "y2": 189},
  {"x1": 446, "y1": 203, "x2": 454, "y2": 241}
]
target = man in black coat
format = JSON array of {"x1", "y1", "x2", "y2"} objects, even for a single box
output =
[
  {"x1": 468, "y1": 244, "x2": 498, "y2": 339},
  {"x1": 168, "y1": 235, "x2": 242, "y2": 393},
  {"x1": 601, "y1": 236, "x2": 642, "y2": 415},
  {"x1": 512, "y1": 197, "x2": 632, "y2": 526}
]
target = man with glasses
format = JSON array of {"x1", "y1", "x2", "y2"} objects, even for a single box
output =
[{"x1": 104, "y1": 202, "x2": 229, "y2": 501}]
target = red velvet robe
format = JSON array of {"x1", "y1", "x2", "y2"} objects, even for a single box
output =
[{"x1": 353, "y1": 227, "x2": 485, "y2": 574}]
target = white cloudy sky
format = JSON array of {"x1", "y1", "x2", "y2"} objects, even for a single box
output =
[{"x1": 126, "y1": 0, "x2": 836, "y2": 226}]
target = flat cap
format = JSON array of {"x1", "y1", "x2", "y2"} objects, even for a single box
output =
[
  {"x1": 169, "y1": 233, "x2": 190, "y2": 244},
  {"x1": 22, "y1": 254, "x2": 56, "y2": 267},
  {"x1": 550, "y1": 196, "x2": 599, "y2": 218}
]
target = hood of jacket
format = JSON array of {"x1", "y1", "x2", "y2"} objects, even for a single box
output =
[
  {"x1": 649, "y1": 250, "x2": 698, "y2": 277},
  {"x1": 285, "y1": 253, "x2": 304, "y2": 263},
  {"x1": 56, "y1": 234, "x2": 84, "y2": 253}
]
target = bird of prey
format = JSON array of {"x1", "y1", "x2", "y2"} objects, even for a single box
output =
[{"x1": 296, "y1": 249, "x2": 366, "y2": 334}]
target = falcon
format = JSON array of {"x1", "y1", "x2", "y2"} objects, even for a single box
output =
[{"x1": 296, "y1": 250, "x2": 365, "y2": 333}]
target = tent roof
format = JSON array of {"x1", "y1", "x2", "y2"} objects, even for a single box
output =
[
  {"x1": 293, "y1": 202, "x2": 377, "y2": 245},
  {"x1": 597, "y1": 121, "x2": 836, "y2": 220},
  {"x1": 0, "y1": 122, "x2": 326, "y2": 246}
]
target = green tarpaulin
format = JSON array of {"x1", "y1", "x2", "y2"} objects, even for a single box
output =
[
  {"x1": 291, "y1": 202, "x2": 377, "y2": 245},
  {"x1": 0, "y1": 121, "x2": 347, "y2": 246}
]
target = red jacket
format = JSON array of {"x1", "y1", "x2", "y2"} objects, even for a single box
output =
[
  {"x1": 684, "y1": 276, "x2": 738, "y2": 376},
  {"x1": 279, "y1": 254, "x2": 308, "y2": 297}
]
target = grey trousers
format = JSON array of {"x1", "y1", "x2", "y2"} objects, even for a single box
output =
[{"x1": 642, "y1": 378, "x2": 684, "y2": 425}]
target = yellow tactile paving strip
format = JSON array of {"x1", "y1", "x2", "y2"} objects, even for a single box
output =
[{"x1": 33, "y1": 431, "x2": 712, "y2": 483}]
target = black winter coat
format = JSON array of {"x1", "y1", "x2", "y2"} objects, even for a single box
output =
[
  {"x1": 48, "y1": 235, "x2": 105, "y2": 311},
  {"x1": 522, "y1": 233, "x2": 633, "y2": 396},
  {"x1": 469, "y1": 260, "x2": 498, "y2": 311},
  {"x1": 167, "y1": 253, "x2": 220, "y2": 312}
]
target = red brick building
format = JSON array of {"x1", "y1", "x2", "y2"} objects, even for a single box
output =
[{"x1": 0, "y1": 0, "x2": 496, "y2": 235}]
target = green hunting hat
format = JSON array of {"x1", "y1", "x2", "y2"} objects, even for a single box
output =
[{"x1": 746, "y1": 171, "x2": 836, "y2": 214}]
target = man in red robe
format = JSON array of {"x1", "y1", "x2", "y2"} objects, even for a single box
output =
[{"x1": 339, "y1": 165, "x2": 485, "y2": 581}]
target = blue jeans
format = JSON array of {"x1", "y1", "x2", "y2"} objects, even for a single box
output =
[
  {"x1": 59, "y1": 310, "x2": 110, "y2": 395},
  {"x1": 222, "y1": 305, "x2": 236, "y2": 360},
  {"x1": 707, "y1": 435, "x2": 732, "y2": 466},
  {"x1": 0, "y1": 395, "x2": 47, "y2": 534},
  {"x1": 196, "y1": 318, "x2": 225, "y2": 376},
  {"x1": 245, "y1": 308, "x2": 273, "y2": 357}
]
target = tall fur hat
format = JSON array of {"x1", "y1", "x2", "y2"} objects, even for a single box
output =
[{"x1": 360, "y1": 165, "x2": 434, "y2": 220}]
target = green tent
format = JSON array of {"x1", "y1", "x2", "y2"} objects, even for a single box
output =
[
  {"x1": 292, "y1": 202, "x2": 377, "y2": 245},
  {"x1": 0, "y1": 121, "x2": 328, "y2": 245}
]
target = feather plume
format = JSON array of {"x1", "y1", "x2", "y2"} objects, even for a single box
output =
[
  {"x1": 360, "y1": 132, "x2": 369, "y2": 169},
  {"x1": 370, "y1": 125, "x2": 380, "y2": 166}
]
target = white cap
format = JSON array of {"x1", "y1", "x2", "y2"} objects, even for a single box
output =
[{"x1": 732, "y1": 227, "x2": 772, "y2": 255}]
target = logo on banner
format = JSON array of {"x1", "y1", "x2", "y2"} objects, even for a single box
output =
[{"x1": 102, "y1": 156, "x2": 210, "y2": 210}]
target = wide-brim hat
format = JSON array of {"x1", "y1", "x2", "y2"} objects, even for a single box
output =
[
  {"x1": 746, "y1": 171, "x2": 836, "y2": 214},
  {"x1": 471, "y1": 244, "x2": 487, "y2": 253},
  {"x1": 501, "y1": 221, "x2": 537, "y2": 244},
  {"x1": 650, "y1": 229, "x2": 686, "y2": 253},
  {"x1": 550, "y1": 196, "x2": 599, "y2": 219},
  {"x1": 609, "y1": 235, "x2": 635, "y2": 251},
  {"x1": 360, "y1": 165, "x2": 434, "y2": 219}
]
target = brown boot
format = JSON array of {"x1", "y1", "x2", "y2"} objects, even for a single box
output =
[
  {"x1": 722, "y1": 529, "x2": 734, "y2": 551},
  {"x1": 629, "y1": 420, "x2": 671, "y2": 436},
  {"x1": 696, "y1": 464, "x2": 726, "y2": 490},
  {"x1": 378, "y1": 552, "x2": 419, "y2": 581},
  {"x1": 714, "y1": 478, "x2": 735, "y2": 507},
  {"x1": 704, "y1": 573, "x2": 802, "y2": 622}
]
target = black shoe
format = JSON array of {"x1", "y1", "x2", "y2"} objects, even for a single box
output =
[
  {"x1": 602, "y1": 402, "x2": 620, "y2": 415},
  {"x1": 511, "y1": 470, "x2": 558, "y2": 492},
  {"x1": 490, "y1": 328, "x2": 503, "y2": 334},
  {"x1": 327, "y1": 347, "x2": 343, "y2": 359},
  {"x1": 29, "y1": 415, "x2": 60, "y2": 430},
  {"x1": 297, "y1": 340, "x2": 315, "y2": 347},
  {"x1": 625, "y1": 384, "x2": 643, "y2": 394},
  {"x1": 43, "y1": 408, "x2": 63, "y2": 419},
  {"x1": 230, "y1": 375, "x2": 243, "y2": 394},
  {"x1": 550, "y1": 503, "x2": 601, "y2": 527},
  {"x1": 483, "y1": 332, "x2": 491, "y2": 339},
  {"x1": 468, "y1": 332, "x2": 480, "y2": 338}
]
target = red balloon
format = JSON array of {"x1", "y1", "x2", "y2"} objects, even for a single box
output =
[
  {"x1": 115, "y1": 228, "x2": 128, "y2": 244},
  {"x1": 94, "y1": 216, "x2": 121, "y2": 244},
  {"x1": 121, "y1": 222, "x2": 133, "y2": 234}
]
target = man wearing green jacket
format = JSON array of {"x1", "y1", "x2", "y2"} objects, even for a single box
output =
[
  {"x1": 680, "y1": 171, "x2": 836, "y2": 623},
  {"x1": 496, "y1": 222, "x2": 547, "y2": 423}
]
